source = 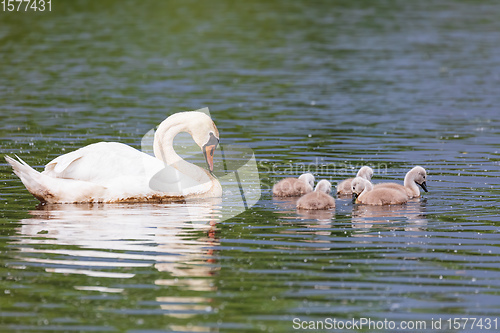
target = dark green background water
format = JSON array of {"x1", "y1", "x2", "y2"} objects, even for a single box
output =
[{"x1": 1, "y1": 1, "x2": 500, "y2": 332}]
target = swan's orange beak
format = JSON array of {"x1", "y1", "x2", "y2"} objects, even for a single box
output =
[
  {"x1": 203, "y1": 133, "x2": 219, "y2": 173},
  {"x1": 203, "y1": 144, "x2": 216, "y2": 172}
]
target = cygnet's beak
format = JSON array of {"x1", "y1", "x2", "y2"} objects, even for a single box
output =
[
  {"x1": 202, "y1": 134, "x2": 219, "y2": 173},
  {"x1": 351, "y1": 192, "x2": 359, "y2": 203},
  {"x1": 419, "y1": 181, "x2": 428, "y2": 192}
]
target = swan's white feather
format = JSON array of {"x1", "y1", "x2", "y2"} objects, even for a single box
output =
[
  {"x1": 43, "y1": 142, "x2": 163, "y2": 184},
  {"x1": 5, "y1": 155, "x2": 108, "y2": 203}
]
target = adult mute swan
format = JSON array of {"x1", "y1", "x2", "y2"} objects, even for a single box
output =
[
  {"x1": 272, "y1": 173, "x2": 315, "y2": 197},
  {"x1": 5, "y1": 111, "x2": 222, "y2": 203},
  {"x1": 352, "y1": 177, "x2": 408, "y2": 206},
  {"x1": 337, "y1": 166, "x2": 374, "y2": 196},
  {"x1": 296, "y1": 179, "x2": 335, "y2": 210},
  {"x1": 374, "y1": 166, "x2": 428, "y2": 198}
]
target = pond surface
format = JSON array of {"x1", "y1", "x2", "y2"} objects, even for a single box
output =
[{"x1": 2, "y1": 1, "x2": 500, "y2": 332}]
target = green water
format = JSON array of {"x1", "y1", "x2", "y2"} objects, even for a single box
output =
[{"x1": 2, "y1": 1, "x2": 500, "y2": 332}]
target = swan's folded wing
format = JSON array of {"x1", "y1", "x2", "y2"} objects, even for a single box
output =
[
  {"x1": 42, "y1": 142, "x2": 162, "y2": 184},
  {"x1": 45, "y1": 152, "x2": 84, "y2": 175}
]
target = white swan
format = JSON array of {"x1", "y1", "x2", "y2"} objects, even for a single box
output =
[
  {"x1": 296, "y1": 179, "x2": 336, "y2": 210},
  {"x1": 352, "y1": 177, "x2": 408, "y2": 206},
  {"x1": 5, "y1": 111, "x2": 222, "y2": 203},
  {"x1": 373, "y1": 166, "x2": 428, "y2": 198},
  {"x1": 337, "y1": 166, "x2": 374, "y2": 196}
]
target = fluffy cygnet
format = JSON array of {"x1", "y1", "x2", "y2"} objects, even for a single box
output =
[
  {"x1": 337, "y1": 166, "x2": 374, "y2": 196},
  {"x1": 352, "y1": 177, "x2": 408, "y2": 206},
  {"x1": 297, "y1": 179, "x2": 336, "y2": 210},
  {"x1": 272, "y1": 173, "x2": 315, "y2": 197},
  {"x1": 374, "y1": 166, "x2": 428, "y2": 198}
]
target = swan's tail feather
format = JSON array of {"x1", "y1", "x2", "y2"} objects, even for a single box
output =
[
  {"x1": 5, "y1": 155, "x2": 50, "y2": 202},
  {"x1": 5, "y1": 155, "x2": 39, "y2": 179},
  {"x1": 14, "y1": 154, "x2": 31, "y2": 167},
  {"x1": 5, "y1": 155, "x2": 108, "y2": 203}
]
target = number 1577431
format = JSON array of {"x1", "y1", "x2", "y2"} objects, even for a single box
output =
[{"x1": 2, "y1": 0, "x2": 51, "y2": 11}]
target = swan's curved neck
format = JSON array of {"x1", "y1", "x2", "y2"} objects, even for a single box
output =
[
  {"x1": 153, "y1": 116, "x2": 209, "y2": 178},
  {"x1": 358, "y1": 179, "x2": 373, "y2": 201},
  {"x1": 404, "y1": 171, "x2": 419, "y2": 195},
  {"x1": 362, "y1": 180, "x2": 373, "y2": 194},
  {"x1": 148, "y1": 112, "x2": 221, "y2": 198},
  {"x1": 153, "y1": 119, "x2": 186, "y2": 166},
  {"x1": 152, "y1": 115, "x2": 217, "y2": 191}
]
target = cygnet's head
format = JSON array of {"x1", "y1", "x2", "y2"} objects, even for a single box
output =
[
  {"x1": 314, "y1": 179, "x2": 332, "y2": 194},
  {"x1": 408, "y1": 166, "x2": 428, "y2": 192},
  {"x1": 298, "y1": 173, "x2": 315, "y2": 188},
  {"x1": 356, "y1": 166, "x2": 374, "y2": 181},
  {"x1": 351, "y1": 177, "x2": 372, "y2": 200}
]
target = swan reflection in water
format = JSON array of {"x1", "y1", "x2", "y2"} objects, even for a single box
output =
[
  {"x1": 351, "y1": 198, "x2": 428, "y2": 235},
  {"x1": 273, "y1": 197, "x2": 334, "y2": 224},
  {"x1": 13, "y1": 198, "x2": 223, "y2": 327},
  {"x1": 272, "y1": 197, "x2": 334, "y2": 251}
]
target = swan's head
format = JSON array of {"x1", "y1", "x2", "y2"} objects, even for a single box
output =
[
  {"x1": 315, "y1": 179, "x2": 332, "y2": 194},
  {"x1": 154, "y1": 111, "x2": 220, "y2": 173},
  {"x1": 407, "y1": 166, "x2": 428, "y2": 192},
  {"x1": 351, "y1": 177, "x2": 372, "y2": 201},
  {"x1": 187, "y1": 112, "x2": 220, "y2": 173},
  {"x1": 298, "y1": 173, "x2": 315, "y2": 188},
  {"x1": 356, "y1": 166, "x2": 374, "y2": 181}
]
